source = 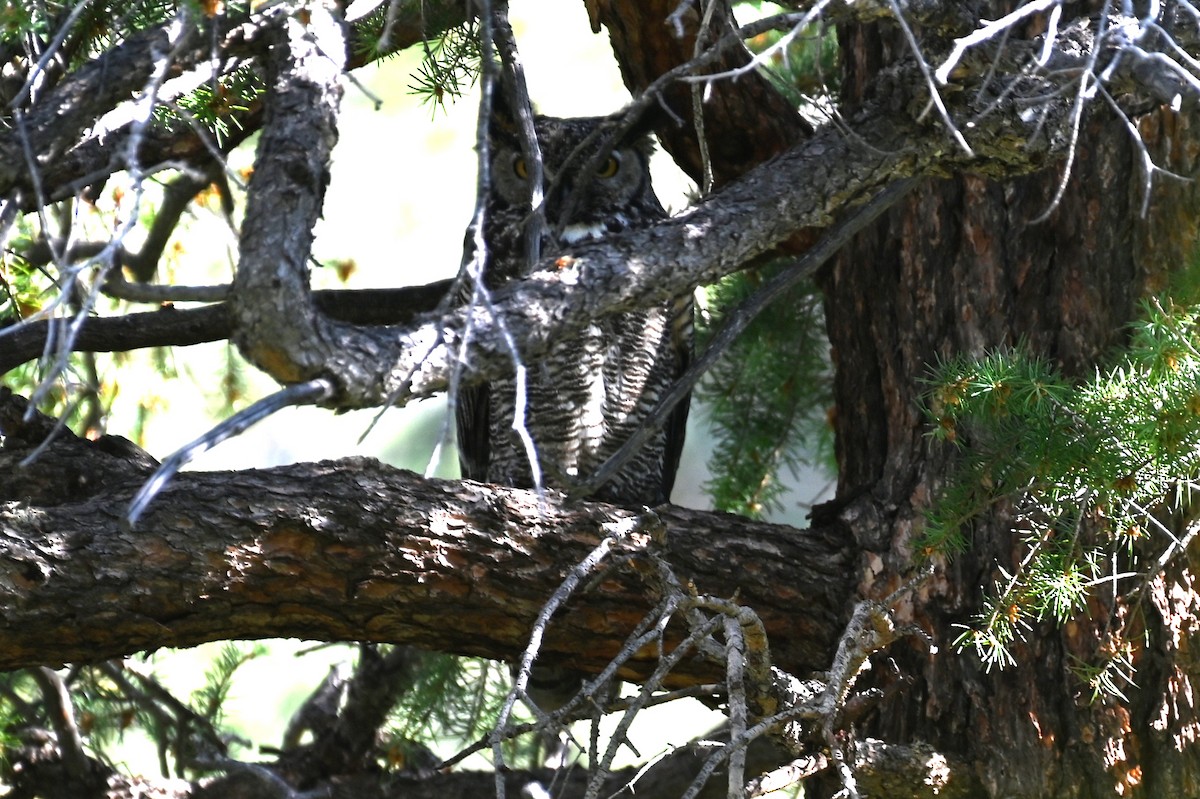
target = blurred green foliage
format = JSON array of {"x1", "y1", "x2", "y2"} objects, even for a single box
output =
[{"x1": 697, "y1": 266, "x2": 833, "y2": 519}]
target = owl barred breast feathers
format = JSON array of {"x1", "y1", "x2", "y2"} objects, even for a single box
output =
[{"x1": 455, "y1": 110, "x2": 692, "y2": 506}]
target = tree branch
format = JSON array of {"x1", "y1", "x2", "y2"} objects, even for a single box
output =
[
  {"x1": 590, "y1": 0, "x2": 811, "y2": 188},
  {"x1": 0, "y1": 1, "x2": 473, "y2": 207},
  {"x1": 229, "y1": 3, "x2": 353, "y2": 387},
  {"x1": 0, "y1": 389, "x2": 854, "y2": 679},
  {"x1": 0, "y1": 282, "x2": 452, "y2": 376},
  {"x1": 7, "y1": 5, "x2": 1167, "y2": 412}
]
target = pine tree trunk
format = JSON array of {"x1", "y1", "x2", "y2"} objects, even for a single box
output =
[{"x1": 814, "y1": 16, "x2": 1200, "y2": 799}]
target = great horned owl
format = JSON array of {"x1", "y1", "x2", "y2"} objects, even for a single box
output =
[{"x1": 456, "y1": 110, "x2": 691, "y2": 507}]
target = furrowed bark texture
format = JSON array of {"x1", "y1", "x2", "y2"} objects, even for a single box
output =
[
  {"x1": 0, "y1": 398, "x2": 852, "y2": 682},
  {"x1": 807, "y1": 12, "x2": 1200, "y2": 799}
]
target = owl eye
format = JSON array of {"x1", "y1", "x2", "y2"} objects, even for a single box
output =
[
  {"x1": 596, "y1": 154, "x2": 621, "y2": 178},
  {"x1": 513, "y1": 157, "x2": 529, "y2": 180}
]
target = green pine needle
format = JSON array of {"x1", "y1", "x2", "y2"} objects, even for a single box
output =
[
  {"x1": 924, "y1": 292, "x2": 1200, "y2": 697},
  {"x1": 698, "y1": 268, "x2": 833, "y2": 519}
]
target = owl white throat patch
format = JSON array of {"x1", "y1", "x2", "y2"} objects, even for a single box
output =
[{"x1": 560, "y1": 222, "x2": 609, "y2": 245}]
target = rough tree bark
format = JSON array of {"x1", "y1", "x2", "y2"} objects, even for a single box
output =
[
  {"x1": 804, "y1": 13, "x2": 1200, "y2": 799},
  {"x1": 594, "y1": 2, "x2": 1200, "y2": 797},
  {"x1": 0, "y1": 388, "x2": 849, "y2": 680},
  {"x1": 4, "y1": 1, "x2": 1200, "y2": 797}
]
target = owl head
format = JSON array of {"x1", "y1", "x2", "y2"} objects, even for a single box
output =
[{"x1": 484, "y1": 102, "x2": 666, "y2": 259}]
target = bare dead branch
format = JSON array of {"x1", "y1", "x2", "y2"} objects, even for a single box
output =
[
  {"x1": 935, "y1": 0, "x2": 1064, "y2": 84},
  {"x1": 126, "y1": 378, "x2": 336, "y2": 525},
  {"x1": 29, "y1": 667, "x2": 91, "y2": 780}
]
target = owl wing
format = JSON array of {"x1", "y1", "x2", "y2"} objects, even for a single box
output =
[{"x1": 455, "y1": 380, "x2": 492, "y2": 483}]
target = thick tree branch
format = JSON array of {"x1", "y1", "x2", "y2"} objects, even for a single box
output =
[
  {"x1": 5, "y1": 5, "x2": 1172, "y2": 412},
  {"x1": 0, "y1": 390, "x2": 854, "y2": 680},
  {"x1": 0, "y1": 14, "x2": 220, "y2": 197},
  {"x1": 252, "y1": 63, "x2": 1072, "y2": 407},
  {"x1": 0, "y1": 282, "x2": 453, "y2": 376},
  {"x1": 230, "y1": 4, "x2": 353, "y2": 385},
  {"x1": 1, "y1": 77, "x2": 1067, "y2": 400},
  {"x1": 218, "y1": 2, "x2": 1196, "y2": 411},
  {"x1": 7, "y1": 4, "x2": 1200, "y2": 798}
]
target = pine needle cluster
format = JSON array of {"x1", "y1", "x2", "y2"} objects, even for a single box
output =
[
  {"x1": 404, "y1": 18, "x2": 481, "y2": 115},
  {"x1": 3, "y1": 2, "x2": 248, "y2": 65},
  {"x1": 698, "y1": 267, "x2": 833, "y2": 519},
  {"x1": 156, "y1": 62, "x2": 261, "y2": 143},
  {"x1": 0, "y1": 643, "x2": 266, "y2": 780},
  {"x1": 1, "y1": 3, "x2": 259, "y2": 141},
  {"x1": 0, "y1": 219, "x2": 40, "y2": 327},
  {"x1": 923, "y1": 297, "x2": 1200, "y2": 688},
  {"x1": 191, "y1": 641, "x2": 265, "y2": 730},
  {"x1": 386, "y1": 653, "x2": 507, "y2": 747}
]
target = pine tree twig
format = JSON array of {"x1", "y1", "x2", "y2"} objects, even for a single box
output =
[
  {"x1": 101, "y1": 660, "x2": 230, "y2": 761},
  {"x1": 643, "y1": 552, "x2": 810, "y2": 799},
  {"x1": 551, "y1": 590, "x2": 680, "y2": 722},
  {"x1": 490, "y1": 0, "x2": 545, "y2": 268},
  {"x1": 819, "y1": 568, "x2": 934, "y2": 799},
  {"x1": 887, "y1": 0, "x2": 971, "y2": 156},
  {"x1": 934, "y1": 0, "x2": 1062, "y2": 85},
  {"x1": 689, "y1": 0, "x2": 719, "y2": 196},
  {"x1": 504, "y1": 512, "x2": 659, "y2": 728},
  {"x1": 0, "y1": 281, "x2": 454, "y2": 375},
  {"x1": 723, "y1": 614, "x2": 748, "y2": 799},
  {"x1": 458, "y1": 0, "x2": 549, "y2": 500},
  {"x1": 484, "y1": 358, "x2": 671, "y2": 786},
  {"x1": 436, "y1": 682, "x2": 723, "y2": 773},
  {"x1": 188, "y1": 758, "x2": 297, "y2": 798},
  {"x1": 552, "y1": 8, "x2": 819, "y2": 205},
  {"x1": 679, "y1": 681, "x2": 827, "y2": 799},
  {"x1": 14, "y1": 166, "x2": 225, "y2": 286},
  {"x1": 584, "y1": 612, "x2": 727, "y2": 799},
  {"x1": 101, "y1": 272, "x2": 233, "y2": 304},
  {"x1": 446, "y1": 563, "x2": 704, "y2": 775},
  {"x1": 20, "y1": 5, "x2": 196, "y2": 420},
  {"x1": 450, "y1": 0, "x2": 547, "y2": 506},
  {"x1": 664, "y1": 566, "x2": 933, "y2": 799},
  {"x1": 678, "y1": 0, "x2": 833, "y2": 85},
  {"x1": 744, "y1": 754, "x2": 828, "y2": 797}
]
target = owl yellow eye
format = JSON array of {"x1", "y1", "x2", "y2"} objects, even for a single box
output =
[
  {"x1": 513, "y1": 157, "x2": 529, "y2": 179},
  {"x1": 596, "y1": 154, "x2": 620, "y2": 178}
]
